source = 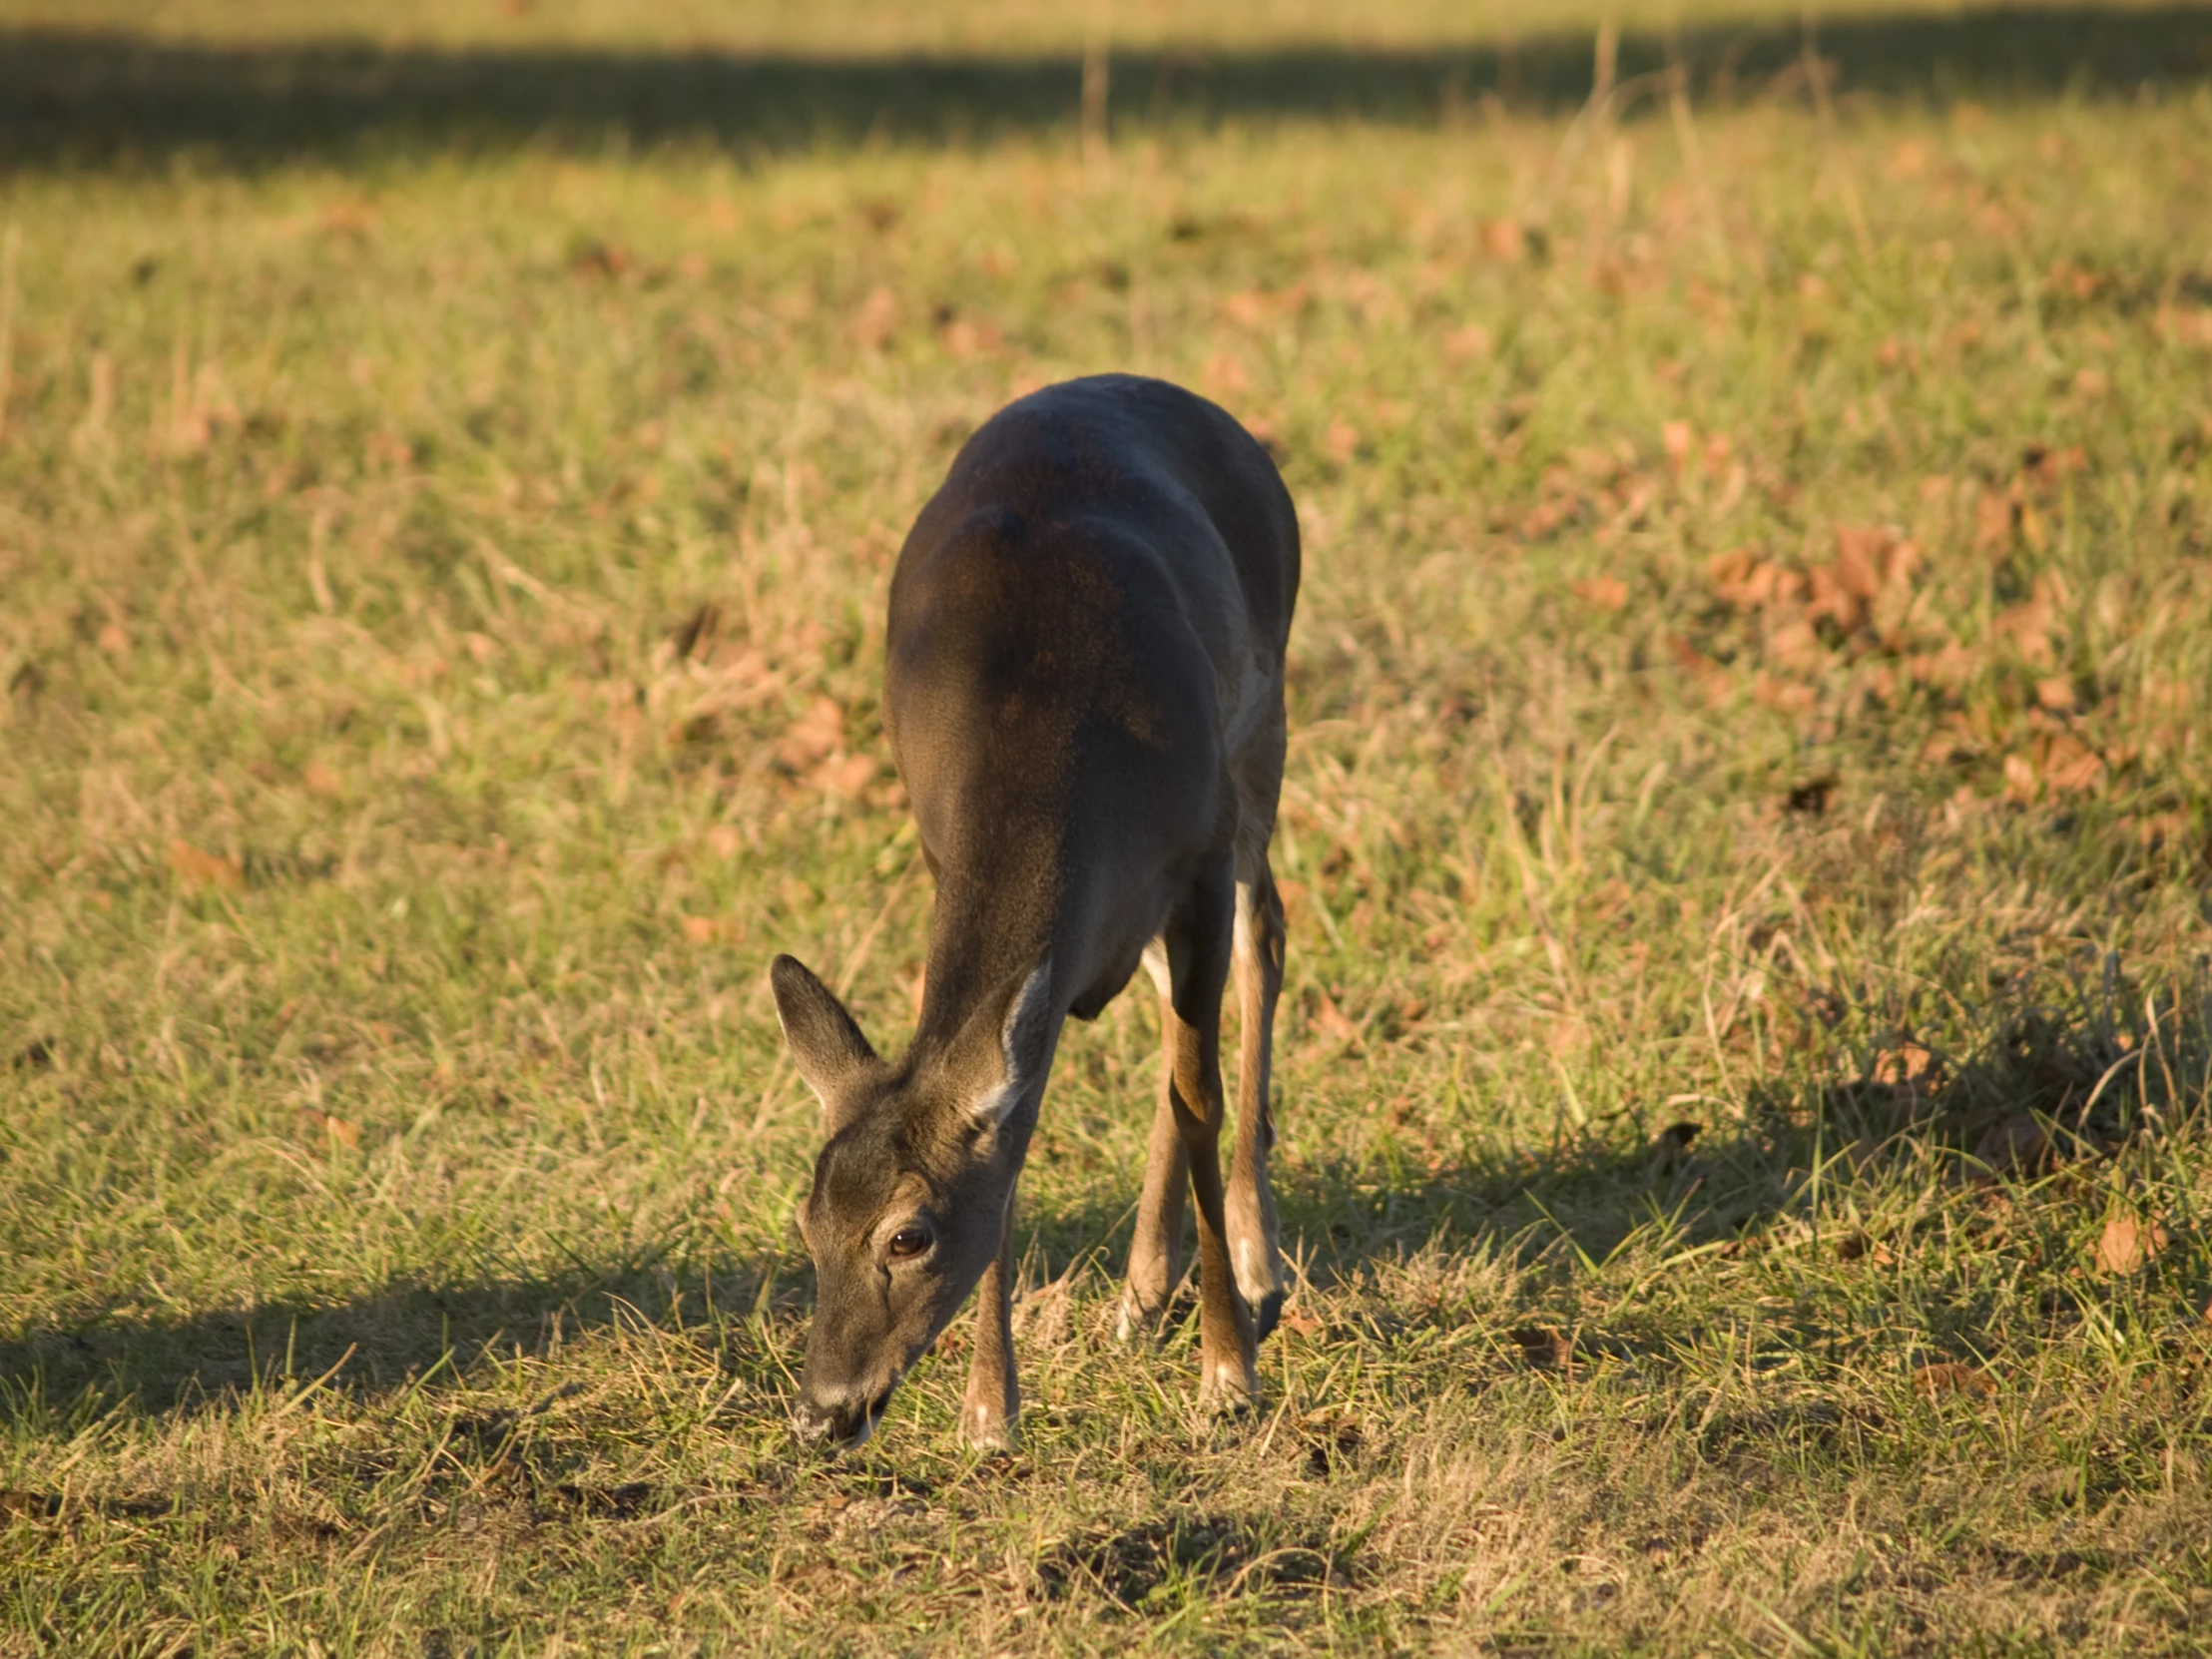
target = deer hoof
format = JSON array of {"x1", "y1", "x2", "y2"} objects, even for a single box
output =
[
  {"x1": 1114, "y1": 1295, "x2": 1168, "y2": 1346},
  {"x1": 959, "y1": 1402, "x2": 1018, "y2": 1452},
  {"x1": 1201, "y1": 1360, "x2": 1262, "y2": 1412}
]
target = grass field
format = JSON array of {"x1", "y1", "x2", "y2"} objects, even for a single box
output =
[{"x1": 3, "y1": 1, "x2": 2212, "y2": 1651}]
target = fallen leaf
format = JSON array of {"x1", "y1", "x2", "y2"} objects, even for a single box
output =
[
  {"x1": 1313, "y1": 992, "x2": 1362, "y2": 1049},
  {"x1": 1914, "y1": 1362, "x2": 1995, "y2": 1398},
  {"x1": 303, "y1": 764, "x2": 343, "y2": 797},
  {"x1": 1661, "y1": 420, "x2": 1693, "y2": 475},
  {"x1": 776, "y1": 696, "x2": 845, "y2": 772},
  {"x1": 1479, "y1": 219, "x2": 1527, "y2": 263},
  {"x1": 1201, "y1": 349, "x2": 1249, "y2": 393},
  {"x1": 681, "y1": 915, "x2": 722, "y2": 944},
  {"x1": 849, "y1": 284, "x2": 898, "y2": 350},
  {"x1": 2094, "y1": 1213, "x2": 2168, "y2": 1275},
  {"x1": 811, "y1": 752, "x2": 878, "y2": 800},
  {"x1": 1444, "y1": 321, "x2": 1491, "y2": 358},
  {"x1": 1510, "y1": 1326, "x2": 1572, "y2": 1372},
  {"x1": 168, "y1": 838, "x2": 244, "y2": 889},
  {"x1": 1569, "y1": 574, "x2": 1628, "y2": 610},
  {"x1": 1325, "y1": 419, "x2": 1361, "y2": 464},
  {"x1": 2039, "y1": 733, "x2": 2106, "y2": 795},
  {"x1": 1873, "y1": 1040, "x2": 1937, "y2": 1086},
  {"x1": 1836, "y1": 1229, "x2": 1895, "y2": 1266},
  {"x1": 1279, "y1": 1309, "x2": 1324, "y2": 1339},
  {"x1": 705, "y1": 825, "x2": 743, "y2": 859},
  {"x1": 96, "y1": 622, "x2": 132, "y2": 655},
  {"x1": 1975, "y1": 487, "x2": 2017, "y2": 553},
  {"x1": 568, "y1": 239, "x2": 627, "y2": 279},
  {"x1": 298, "y1": 1107, "x2": 360, "y2": 1150}
]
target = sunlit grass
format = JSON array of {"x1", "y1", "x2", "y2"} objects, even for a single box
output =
[{"x1": 2, "y1": 7, "x2": 2210, "y2": 1652}]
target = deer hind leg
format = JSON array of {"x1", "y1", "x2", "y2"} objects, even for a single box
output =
[
  {"x1": 1162, "y1": 864, "x2": 1260, "y2": 1405},
  {"x1": 1117, "y1": 938, "x2": 1189, "y2": 1343},
  {"x1": 1226, "y1": 858, "x2": 1287, "y2": 1342},
  {"x1": 960, "y1": 1185, "x2": 1019, "y2": 1451}
]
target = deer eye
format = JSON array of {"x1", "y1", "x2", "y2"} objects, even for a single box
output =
[{"x1": 885, "y1": 1224, "x2": 933, "y2": 1261}]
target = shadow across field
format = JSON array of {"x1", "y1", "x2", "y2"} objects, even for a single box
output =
[
  {"x1": 6, "y1": 6, "x2": 2212, "y2": 169},
  {"x1": 5, "y1": 975, "x2": 2201, "y2": 1423},
  {"x1": 0, "y1": 1255, "x2": 778, "y2": 1421}
]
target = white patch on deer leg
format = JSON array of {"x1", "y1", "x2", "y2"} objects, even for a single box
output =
[
  {"x1": 1140, "y1": 937, "x2": 1172, "y2": 1002},
  {"x1": 1234, "y1": 1237, "x2": 1276, "y2": 1308},
  {"x1": 1206, "y1": 1357, "x2": 1257, "y2": 1399},
  {"x1": 963, "y1": 1401, "x2": 1014, "y2": 1450}
]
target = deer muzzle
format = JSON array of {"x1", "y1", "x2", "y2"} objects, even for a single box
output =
[{"x1": 792, "y1": 1380, "x2": 896, "y2": 1450}]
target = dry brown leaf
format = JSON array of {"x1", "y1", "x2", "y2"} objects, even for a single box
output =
[
  {"x1": 1915, "y1": 1362, "x2": 1995, "y2": 1398},
  {"x1": 1325, "y1": 419, "x2": 1361, "y2": 464},
  {"x1": 1312, "y1": 992, "x2": 1362, "y2": 1049},
  {"x1": 811, "y1": 752, "x2": 879, "y2": 800},
  {"x1": 2039, "y1": 733, "x2": 2106, "y2": 795},
  {"x1": 849, "y1": 284, "x2": 898, "y2": 350},
  {"x1": 1279, "y1": 1309, "x2": 1324, "y2": 1339},
  {"x1": 1479, "y1": 219, "x2": 1526, "y2": 262},
  {"x1": 681, "y1": 915, "x2": 722, "y2": 944},
  {"x1": 1443, "y1": 321, "x2": 1491, "y2": 358},
  {"x1": 1510, "y1": 1326, "x2": 1572, "y2": 1372},
  {"x1": 1569, "y1": 575, "x2": 1629, "y2": 611},
  {"x1": 1661, "y1": 420, "x2": 1694, "y2": 475},
  {"x1": 776, "y1": 696, "x2": 845, "y2": 772},
  {"x1": 168, "y1": 838, "x2": 244, "y2": 890},
  {"x1": 298, "y1": 1107, "x2": 360, "y2": 1150},
  {"x1": 303, "y1": 764, "x2": 343, "y2": 797},
  {"x1": 705, "y1": 825, "x2": 743, "y2": 859},
  {"x1": 2094, "y1": 1213, "x2": 2168, "y2": 1276},
  {"x1": 1201, "y1": 349, "x2": 1249, "y2": 393},
  {"x1": 1836, "y1": 1229, "x2": 1896, "y2": 1266},
  {"x1": 1874, "y1": 1041, "x2": 1937, "y2": 1086}
]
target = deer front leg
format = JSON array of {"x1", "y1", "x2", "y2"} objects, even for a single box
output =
[
  {"x1": 1163, "y1": 884, "x2": 1259, "y2": 1407},
  {"x1": 960, "y1": 1189, "x2": 1020, "y2": 1450},
  {"x1": 1226, "y1": 863, "x2": 1287, "y2": 1342},
  {"x1": 1119, "y1": 940, "x2": 1189, "y2": 1343},
  {"x1": 1118, "y1": 1081, "x2": 1190, "y2": 1342}
]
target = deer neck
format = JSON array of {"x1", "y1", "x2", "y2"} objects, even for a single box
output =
[{"x1": 910, "y1": 861, "x2": 1063, "y2": 1065}]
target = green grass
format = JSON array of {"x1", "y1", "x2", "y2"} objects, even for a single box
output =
[{"x1": 3, "y1": 2, "x2": 2212, "y2": 1652}]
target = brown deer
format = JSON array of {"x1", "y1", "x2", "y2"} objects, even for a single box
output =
[{"x1": 769, "y1": 373, "x2": 1300, "y2": 1450}]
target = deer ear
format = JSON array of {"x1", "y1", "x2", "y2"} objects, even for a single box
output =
[
  {"x1": 770, "y1": 955, "x2": 878, "y2": 1117},
  {"x1": 965, "y1": 959, "x2": 1059, "y2": 1127}
]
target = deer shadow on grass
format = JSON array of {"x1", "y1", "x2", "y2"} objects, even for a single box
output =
[
  {"x1": 1018, "y1": 969, "x2": 2212, "y2": 1343},
  {"x1": 8, "y1": 974, "x2": 2202, "y2": 1428},
  {"x1": 4, "y1": 7, "x2": 2211, "y2": 170},
  {"x1": 0, "y1": 1249, "x2": 795, "y2": 1425}
]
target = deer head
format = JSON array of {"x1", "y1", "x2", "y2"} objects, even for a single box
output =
[{"x1": 770, "y1": 953, "x2": 1058, "y2": 1448}]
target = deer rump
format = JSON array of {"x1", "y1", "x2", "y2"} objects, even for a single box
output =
[{"x1": 777, "y1": 372, "x2": 1299, "y2": 1452}]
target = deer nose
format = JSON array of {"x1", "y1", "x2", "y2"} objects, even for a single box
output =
[{"x1": 793, "y1": 1385, "x2": 891, "y2": 1449}]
